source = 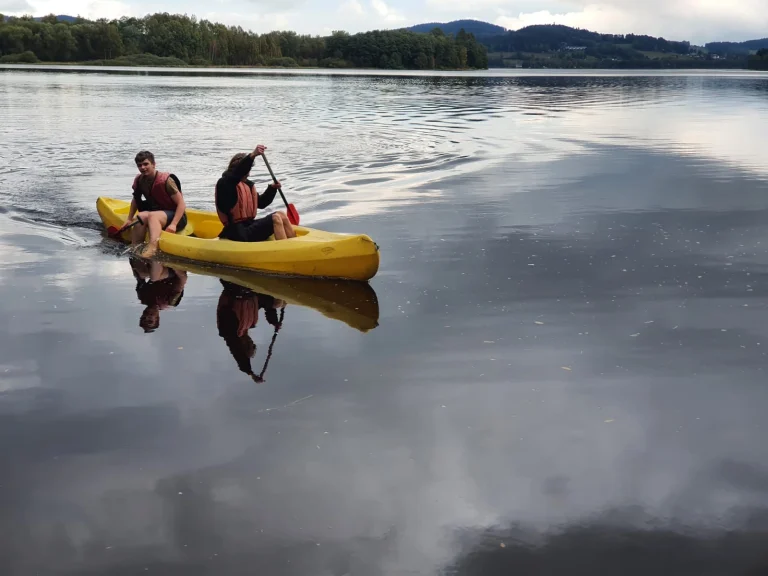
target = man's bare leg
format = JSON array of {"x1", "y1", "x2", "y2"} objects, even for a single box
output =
[
  {"x1": 141, "y1": 211, "x2": 168, "y2": 258},
  {"x1": 131, "y1": 221, "x2": 147, "y2": 245}
]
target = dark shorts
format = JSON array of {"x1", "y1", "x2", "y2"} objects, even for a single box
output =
[
  {"x1": 220, "y1": 216, "x2": 275, "y2": 243},
  {"x1": 161, "y1": 210, "x2": 187, "y2": 232},
  {"x1": 136, "y1": 199, "x2": 186, "y2": 232}
]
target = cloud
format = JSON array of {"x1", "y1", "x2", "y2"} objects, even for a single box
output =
[
  {"x1": 86, "y1": 0, "x2": 130, "y2": 19},
  {"x1": 242, "y1": 0, "x2": 307, "y2": 10},
  {"x1": 418, "y1": 0, "x2": 766, "y2": 43},
  {"x1": 202, "y1": 10, "x2": 294, "y2": 32},
  {"x1": 370, "y1": 0, "x2": 404, "y2": 22},
  {"x1": 0, "y1": 0, "x2": 33, "y2": 12},
  {"x1": 7, "y1": 0, "x2": 767, "y2": 42},
  {"x1": 339, "y1": 0, "x2": 364, "y2": 16},
  {"x1": 491, "y1": 0, "x2": 768, "y2": 43},
  {"x1": 22, "y1": 0, "x2": 129, "y2": 19}
]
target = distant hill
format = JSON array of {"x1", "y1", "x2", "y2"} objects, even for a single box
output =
[
  {"x1": 406, "y1": 20, "x2": 768, "y2": 60},
  {"x1": 482, "y1": 24, "x2": 692, "y2": 54},
  {"x1": 406, "y1": 19, "x2": 507, "y2": 37},
  {"x1": 472, "y1": 23, "x2": 754, "y2": 69},
  {"x1": 706, "y1": 38, "x2": 768, "y2": 55},
  {"x1": 3, "y1": 14, "x2": 77, "y2": 22},
  {"x1": 47, "y1": 15, "x2": 77, "y2": 23}
]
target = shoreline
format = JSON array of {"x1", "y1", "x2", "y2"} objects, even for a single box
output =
[
  {"x1": 0, "y1": 60, "x2": 485, "y2": 72},
  {"x1": 1, "y1": 63, "x2": 765, "y2": 78}
]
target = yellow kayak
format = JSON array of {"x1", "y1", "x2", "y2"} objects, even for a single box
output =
[
  {"x1": 97, "y1": 197, "x2": 380, "y2": 281},
  {"x1": 167, "y1": 260, "x2": 380, "y2": 333}
]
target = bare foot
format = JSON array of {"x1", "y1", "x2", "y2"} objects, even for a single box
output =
[{"x1": 141, "y1": 243, "x2": 158, "y2": 259}]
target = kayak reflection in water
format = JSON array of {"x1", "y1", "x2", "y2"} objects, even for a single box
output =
[
  {"x1": 217, "y1": 279, "x2": 286, "y2": 382},
  {"x1": 129, "y1": 257, "x2": 187, "y2": 333}
]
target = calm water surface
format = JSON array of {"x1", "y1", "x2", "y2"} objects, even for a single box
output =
[{"x1": 2, "y1": 68, "x2": 768, "y2": 575}]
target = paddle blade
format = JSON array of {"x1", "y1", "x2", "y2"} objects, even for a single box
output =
[
  {"x1": 287, "y1": 204, "x2": 300, "y2": 226},
  {"x1": 107, "y1": 225, "x2": 122, "y2": 237}
]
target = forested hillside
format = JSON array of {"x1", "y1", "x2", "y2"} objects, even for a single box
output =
[{"x1": 0, "y1": 13, "x2": 488, "y2": 69}]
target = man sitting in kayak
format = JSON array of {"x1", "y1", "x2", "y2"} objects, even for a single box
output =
[
  {"x1": 122, "y1": 150, "x2": 188, "y2": 258},
  {"x1": 215, "y1": 144, "x2": 296, "y2": 242}
]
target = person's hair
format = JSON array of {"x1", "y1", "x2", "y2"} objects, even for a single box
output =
[
  {"x1": 135, "y1": 150, "x2": 155, "y2": 165},
  {"x1": 228, "y1": 152, "x2": 248, "y2": 172},
  {"x1": 140, "y1": 306, "x2": 160, "y2": 333}
]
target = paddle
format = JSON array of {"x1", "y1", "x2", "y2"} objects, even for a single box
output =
[
  {"x1": 261, "y1": 153, "x2": 300, "y2": 226},
  {"x1": 107, "y1": 215, "x2": 143, "y2": 238}
]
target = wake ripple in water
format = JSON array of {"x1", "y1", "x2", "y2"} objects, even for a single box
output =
[{"x1": 1, "y1": 72, "x2": 767, "y2": 229}]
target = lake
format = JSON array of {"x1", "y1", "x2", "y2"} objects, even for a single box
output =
[{"x1": 1, "y1": 66, "x2": 768, "y2": 575}]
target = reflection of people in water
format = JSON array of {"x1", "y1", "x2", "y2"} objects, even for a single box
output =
[
  {"x1": 129, "y1": 257, "x2": 187, "y2": 333},
  {"x1": 217, "y1": 279, "x2": 285, "y2": 382}
]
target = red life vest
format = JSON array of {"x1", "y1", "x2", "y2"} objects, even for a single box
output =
[
  {"x1": 132, "y1": 171, "x2": 178, "y2": 211},
  {"x1": 216, "y1": 181, "x2": 257, "y2": 226}
]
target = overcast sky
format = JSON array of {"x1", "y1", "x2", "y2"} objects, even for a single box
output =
[{"x1": 2, "y1": 0, "x2": 766, "y2": 44}]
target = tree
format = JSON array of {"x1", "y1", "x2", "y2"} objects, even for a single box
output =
[{"x1": 748, "y1": 48, "x2": 768, "y2": 70}]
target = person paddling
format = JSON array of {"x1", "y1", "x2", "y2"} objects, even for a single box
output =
[
  {"x1": 121, "y1": 150, "x2": 188, "y2": 258},
  {"x1": 215, "y1": 144, "x2": 296, "y2": 242}
]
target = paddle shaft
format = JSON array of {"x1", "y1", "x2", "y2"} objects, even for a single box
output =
[
  {"x1": 109, "y1": 215, "x2": 143, "y2": 236},
  {"x1": 261, "y1": 154, "x2": 295, "y2": 215},
  {"x1": 123, "y1": 217, "x2": 142, "y2": 232}
]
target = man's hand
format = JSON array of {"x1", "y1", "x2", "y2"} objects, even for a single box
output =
[
  {"x1": 270, "y1": 180, "x2": 282, "y2": 190},
  {"x1": 252, "y1": 144, "x2": 267, "y2": 157},
  {"x1": 166, "y1": 223, "x2": 177, "y2": 234}
]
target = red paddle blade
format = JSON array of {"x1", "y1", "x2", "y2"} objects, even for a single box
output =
[
  {"x1": 107, "y1": 226, "x2": 121, "y2": 236},
  {"x1": 287, "y1": 204, "x2": 300, "y2": 226}
]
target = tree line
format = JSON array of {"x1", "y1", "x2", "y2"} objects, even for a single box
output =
[
  {"x1": 748, "y1": 48, "x2": 768, "y2": 70},
  {"x1": 0, "y1": 13, "x2": 487, "y2": 69},
  {"x1": 483, "y1": 23, "x2": 753, "y2": 69},
  {"x1": 706, "y1": 39, "x2": 768, "y2": 56},
  {"x1": 483, "y1": 25, "x2": 691, "y2": 56}
]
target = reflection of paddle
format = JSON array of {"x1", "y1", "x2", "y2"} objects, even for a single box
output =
[
  {"x1": 107, "y1": 215, "x2": 143, "y2": 238},
  {"x1": 252, "y1": 307, "x2": 285, "y2": 383},
  {"x1": 261, "y1": 154, "x2": 300, "y2": 226}
]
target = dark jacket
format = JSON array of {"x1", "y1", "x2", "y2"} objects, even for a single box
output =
[{"x1": 215, "y1": 154, "x2": 278, "y2": 225}]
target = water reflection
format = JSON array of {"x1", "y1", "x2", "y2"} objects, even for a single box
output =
[
  {"x1": 173, "y1": 260, "x2": 380, "y2": 334},
  {"x1": 127, "y1": 257, "x2": 380, "y2": 380},
  {"x1": 129, "y1": 257, "x2": 187, "y2": 333},
  {"x1": 216, "y1": 279, "x2": 286, "y2": 383},
  {"x1": 2, "y1": 70, "x2": 768, "y2": 575},
  {"x1": 445, "y1": 509, "x2": 768, "y2": 575}
]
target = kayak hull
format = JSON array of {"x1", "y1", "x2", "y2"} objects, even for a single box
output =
[{"x1": 97, "y1": 197, "x2": 380, "y2": 282}]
